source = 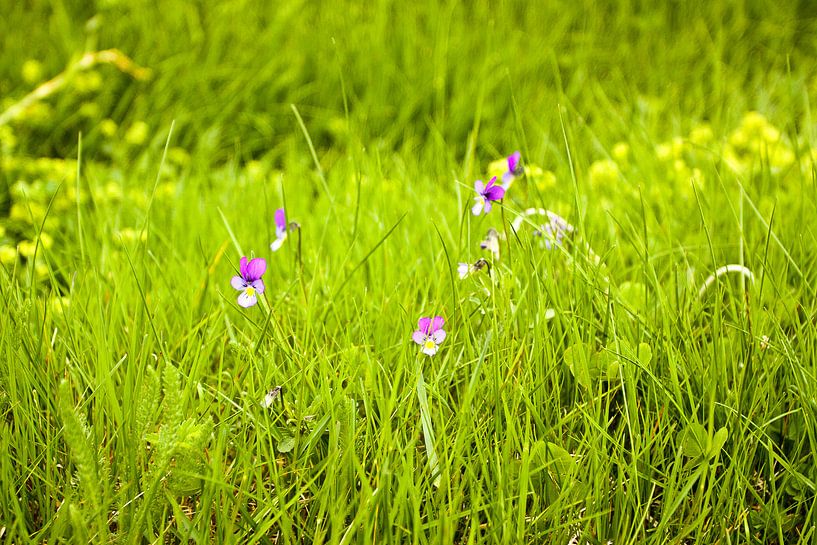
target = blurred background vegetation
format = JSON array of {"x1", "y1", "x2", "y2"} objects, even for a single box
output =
[{"x1": 2, "y1": 0, "x2": 817, "y2": 166}]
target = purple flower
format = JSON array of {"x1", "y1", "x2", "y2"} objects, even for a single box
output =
[
  {"x1": 230, "y1": 256, "x2": 266, "y2": 307},
  {"x1": 502, "y1": 151, "x2": 523, "y2": 188},
  {"x1": 270, "y1": 208, "x2": 288, "y2": 251},
  {"x1": 412, "y1": 316, "x2": 446, "y2": 356},
  {"x1": 471, "y1": 176, "x2": 505, "y2": 216}
]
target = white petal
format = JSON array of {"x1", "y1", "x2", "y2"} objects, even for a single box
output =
[
  {"x1": 485, "y1": 240, "x2": 500, "y2": 258},
  {"x1": 421, "y1": 344, "x2": 438, "y2": 356},
  {"x1": 270, "y1": 236, "x2": 286, "y2": 252},
  {"x1": 230, "y1": 275, "x2": 246, "y2": 290},
  {"x1": 237, "y1": 290, "x2": 258, "y2": 307}
]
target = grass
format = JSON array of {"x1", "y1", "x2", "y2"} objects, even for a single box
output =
[{"x1": 1, "y1": 1, "x2": 817, "y2": 543}]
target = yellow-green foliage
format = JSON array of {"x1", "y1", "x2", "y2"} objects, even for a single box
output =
[{"x1": 57, "y1": 380, "x2": 109, "y2": 542}]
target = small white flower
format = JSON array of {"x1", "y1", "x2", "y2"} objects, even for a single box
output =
[{"x1": 260, "y1": 386, "x2": 282, "y2": 408}]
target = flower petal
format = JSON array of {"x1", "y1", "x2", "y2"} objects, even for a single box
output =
[
  {"x1": 501, "y1": 171, "x2": 515, "y2": 188},
  {"x1": 484, "y1": 185, "x2": 505, "y2": 201},
  {"x1": 483, "y1": 200, "x2": 492, "y2": 214},
  {"x1": 431, "y1": 316, "x2": 444, "y2": 332},
  {"x1": 431, "y1": 329, "x2": 446, "y2": 344},
  {"x1": 458, "y1": 263, "x2": 470, "y2": 279},
  {"x1": 260, "y1": 388, "x2": 281, "y2": 408},
  {"x1": 485, "y1": 176, "x2": 498, "y2": 190},
  {"x1": 507, "y1": 151, "x2": 520, "y2": 173},
  {"x1": 418, "y1": 317, "x2": 431, "y2": 335},
  {"x1": 471, "y1": 198, "x2": 484, "y2": 216},
  {"x1": 239, "y1": 256, "x2": 249, "y2": 279},
  {"x1": 231, "y1": 275, "x2": 246, "y2": 291},
  {"x1": 421, "y1": 343, "x2": 438, "y2": 356},
  {"x1": 484, "y1": 239, "x2": 500, "y2": 258},
  {"x1": 251, "y1": 279, "x2": 265, "y2": 294},
  {"x1": 238, "y1": 290, "x2": 258, "y2": 308},
  {"x1": 412, "y1": 331, "x2": 426, "y2": 345},
  {"x1": 270, "y1": 237, "x2": 285, "y2": 252},
  {"x1": 274, "y1": 208, "x2": 286, "y2": 231},
  {"x1": 474, "y1": 180, "x2": 485, "y2": 194},
  {"x1": 246, "y1": 257, "x2": 267, "y2": 280}
]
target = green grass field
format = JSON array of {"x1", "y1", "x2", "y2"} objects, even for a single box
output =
[{"x1": 1, "y1": 1, "x2": 817, "y2": 543}]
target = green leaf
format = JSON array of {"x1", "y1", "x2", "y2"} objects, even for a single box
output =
[
  {"x1": 277, "y1": 433, "x2": 295, "y2": 453},
  {"x1": 606, "y1": 359, "x2": 621, "y2": 382},
  {"x1": 618, "y1": 281, "x2": 647, "y2": 313},
  {"x1": 680, "y1": 423, "x2": 708, "y2": 459},
  {"x1": 530, "y1": 441, "x2": 581, "y2": 501},
  {"x1": 545, "y1": 442, "x2": 575, "y2": 476},
  {"x1": 135, "y1": 366, "x2": 160, "y2": 443},
  {"x1": 637, "y1": 343, "x2": 652, "y2": 367},
  {"x1": 564, "y1": 343, "x2": 594, "y2": 389},
  {"x1": 416, "y1": 368, "x2": 441, "y2": 487},
  {"x1": 708, "y1": 427, "x2": 728, "y2": 459},
  {"x1": 161, "y1": 363, "x2": 183, "y2": 428},
  {"x1": 592, "y1": 349, "x2": 621, "y2": 383}
]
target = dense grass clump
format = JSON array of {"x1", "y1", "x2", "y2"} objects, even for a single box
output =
[{"x1": 1, "y1": 1, "x2": 816, "y2": 543}]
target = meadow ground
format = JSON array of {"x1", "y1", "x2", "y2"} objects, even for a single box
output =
[{"x1": 1, "y1": 1, "x2": 817, "y2": 543}]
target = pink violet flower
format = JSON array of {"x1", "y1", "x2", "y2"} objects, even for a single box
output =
[
  {"x1": 270, "y1": 208, "x2": 289, "y2": 251},
  {"x1": 412, "y1": 316, "x2": 446, "y2": 356},
  {"x1": 501, "y1": 151, "x2": 523, "y2": 188},
  {"x1": 230, "y1": 256, "x2": 266, "y2": 307},
  {"x1": 471, "y1": 176, "x2": 505, "y2": 216}
]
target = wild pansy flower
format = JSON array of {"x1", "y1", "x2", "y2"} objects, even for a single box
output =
[
  {"x1": 480, "y1": 228, "x2": 502, "y2": 259},
  {"x1": 270, "y1": 208, "x2": 301, "y2": 252},
  {"x1": 511, "y1": 208, "x2": 574, "y2": 250},
  {"x1": 471, "y1": 176, "x2": 505, "y2": 216},
  {"x1": 539, "y1": 211, "x2": 574, "y2": 250},
  {"x1": 501, "y1": 151, "x2": 523, "y2": 189},
  {"x1": 458, "y1": 258, "x2": 490, "y2": 279},
  {"x1": 230, "y1": 256, "x2": 266, "y2": 308},
  {"x1": 412, "y1": 316, "x2": 446, "y2": 356},
  {"x1": 260, "y1": 386, "x2": 282, "y2": 409}
]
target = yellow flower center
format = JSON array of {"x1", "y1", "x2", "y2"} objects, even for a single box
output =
[
  {"x1": 423, "y1": 339, "x2": 436, "y2": 350},
  {"x1": 245, "y1": 287, "x2": 256, "y2": 297}
]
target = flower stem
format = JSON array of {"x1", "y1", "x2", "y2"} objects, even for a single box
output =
[
  {"x1": 416, "y1": 363, "x2": 441, "y2": 487},
  {"x1": 500, "y1": 203, "x2": 512, "y2": 268},
  {"x1": 296, "y1": 227, "x2": 308, "y2": 302},
  {"x1": 255, "y1": 293, "x2": 294, "y2": 360},
  {"x1": 254, "y1": 294, "x2": 276, "y2": 354}
]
